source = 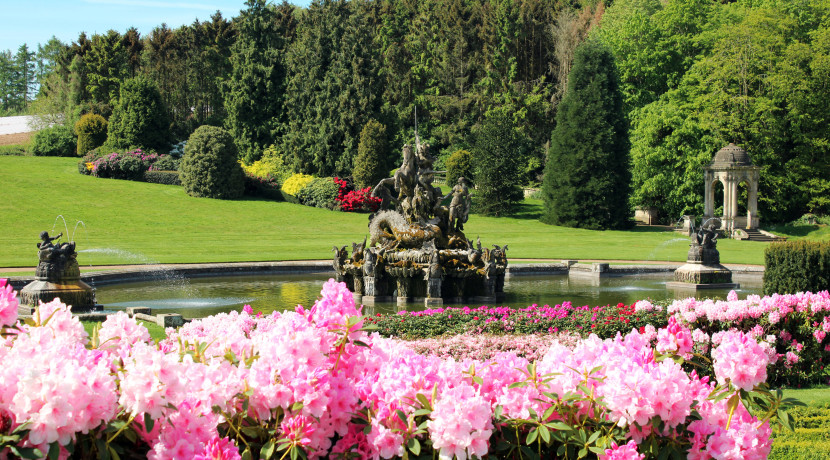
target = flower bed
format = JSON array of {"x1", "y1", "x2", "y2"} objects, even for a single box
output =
[
  {"x1": 0, "y1": 279, "x2": 797, "y2": 459},
  {"x1": 367, "y1": 302, "x2": 668, "y2": 339}
]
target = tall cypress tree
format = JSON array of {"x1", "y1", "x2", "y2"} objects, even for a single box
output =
[{"x1": 542, "y1": 39, "x2": 631, "y2": 230}]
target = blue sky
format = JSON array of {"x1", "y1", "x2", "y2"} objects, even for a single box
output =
[{"x1": 0, "y1": 0, "x2": 310, "y2": 53}]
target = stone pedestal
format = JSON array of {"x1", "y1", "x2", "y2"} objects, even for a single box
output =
[
  {"x1": 20, "y1": 241, "x2": 100, "y2": 313},
  {"x1": 670, "y1": 231, "x2": 739, "y2": 291}
]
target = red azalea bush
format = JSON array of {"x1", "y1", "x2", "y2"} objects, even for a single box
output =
[{"x1": 334, "y1": 177, "x2": 381, "y2": 212}]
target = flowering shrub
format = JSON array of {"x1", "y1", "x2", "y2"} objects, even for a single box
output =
[
  {"x1": 368, "y1": 301, "x2": 667, "y2": 339},
  {"x1": 397, "y1": 332, "x2": 582, "y2": 361},
  {"x1": 281, "y1": 173, "x2": 314, "y2": 197},
  {"x1": 82, "y1": 148, "x2": 177, "y2": 181},
  {"x1": 667, "y1": 290, "x2": 830, "y2": 385},
  {"x1": 0, "y1": 279, "x2": 798, "y2": 459},
  {"x1": 334, "y1": 177, "x2": 381, "y2": 212}
]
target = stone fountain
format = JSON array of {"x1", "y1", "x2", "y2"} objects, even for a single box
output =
[
  {"x1": 19, "y1": 231, "x2": 101, "y2": 313},
  {"x1": 333, "y1": 142, "x2": 508, "y2": 307},
  {"x1": 666, "y1": 218, "x2": 739, "y2": 291}
]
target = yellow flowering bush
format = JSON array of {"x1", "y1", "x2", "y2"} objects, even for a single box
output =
[
  {"x1": 241, "y1": 145, "x2": 292, "y2": 184},
  {"x1": 281, "y1": 173, "x2": 314, "y2": 196}
]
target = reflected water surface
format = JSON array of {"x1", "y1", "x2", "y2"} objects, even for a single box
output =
[{"x1": 93, "y1": 272, "x2": 764, "y2": 318}]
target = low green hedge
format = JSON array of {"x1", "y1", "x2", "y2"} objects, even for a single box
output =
[
  {"x1": 144, "y1": 170, "x2": 181, "y2": 186},
  {"x1": 770, "y1": 405, "x2": 830, "y2": 459},
  {"x1": 765, "y1": 240, "x2": 830, "y2": 295}
]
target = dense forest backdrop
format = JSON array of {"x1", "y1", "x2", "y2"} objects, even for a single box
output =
[{"x1": 2, "y1": 0, "x2": 829, "y2": 223}]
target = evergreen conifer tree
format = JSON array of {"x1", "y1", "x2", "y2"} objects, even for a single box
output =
[
  {"x1": 353, "y1": 119, "x2": 389, "y2": 189},
  {"x1": 106, "y1": 76, "x2": 170, "y2": 152},
  {"x1": 472, "y1": 109, "x2": 525, "y2": 217},
  {"x1": 542, "y1": 39, "x2": 631, "y2": 230}
]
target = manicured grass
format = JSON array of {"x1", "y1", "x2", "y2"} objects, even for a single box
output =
[
  {"x1": 783, "y1": 386, "x2": 830, "y2": 407},
  {"x1": 2, "y1": 156, "x2": 820, "y2": 268}
]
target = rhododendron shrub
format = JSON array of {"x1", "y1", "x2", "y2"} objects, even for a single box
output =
[
  {"x1": 0, "y1": 279, "x2": 797, "y2": 459},
  {"x1": 668, "y1": 290, "x2": 830, "y2": 385}
]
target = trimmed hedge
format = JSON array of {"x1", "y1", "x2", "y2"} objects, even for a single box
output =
[
  {"x1": 764, "y1": 241, "x2": 830, "y2": 295},
  {"x1": 769, "y1": 405, "x2": 830, "y2": 459},
  {"x1": 144, "y1": 170, "x2": 181, "y2": 186}
]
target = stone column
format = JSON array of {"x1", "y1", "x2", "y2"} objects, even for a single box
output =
[
  {"x1": 704, "y1": 172, "x2": 714, "y2": 218},
  {"x1": 748, "y1": 180, "x2": 759, "y2": 229}
]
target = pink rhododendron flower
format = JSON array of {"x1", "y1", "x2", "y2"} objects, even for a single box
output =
[
  {"x1": 711, "y1": 331, "x2": 771, "y2": 391},
  {"x1": 194, "y1": 436, "x2": 241, "y2": 460},
  {"x1": 656, "y1": 316, "x2": 693, "y2": 358},
  {"x1": 600, "y1": 440, "x2": 645, "y2": 460},
  {"x1": 0, "y1": 279, "x2": 18, "y2": 327}
]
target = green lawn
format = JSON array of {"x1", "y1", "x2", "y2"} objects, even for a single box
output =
[{"x1": 0, "y1": 156, "x2": 822, "y2": 268}]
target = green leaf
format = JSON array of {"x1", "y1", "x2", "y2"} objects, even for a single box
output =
[
  {"x1": 587, "y1": 431, "x2": 600, "y2": 444},
  {"x1": 242, "y1": 448, "x2": 253, "y2": 460},
  {"x1": 396, "y1": 409, "x2": 408, "y2": 424},
  {"x1": 508, "y1": 381, "x2": 527, "y2": 389},
  {"x1": 10, "y1": 446, "x2": 44, "y2": 460},
  {"x1": 526, "y1": 427, "x2": 538, "y2": 445},
  {"x1": 291, "y1": 401, "x2": 304, "y2": 412},
  {"x1": 261, "y1": 439, "x2": 276, "y2": 459},
  {"x1": 547, "y1": 421, "x2": 573, "y2": 432},
  {"x1": 353, "y1": 340, "x2": 370, "y2": 348},
  {"x1": 144, "y1": 413, "x2": 154, "y2": 433},
  {"x1": 109, "y1": 446, "x2": 121, "y2": 460},
  {"x1": 48, "y1": 442, "x2": 60, "y2": 460},
  {"x1": 290, "y1": 447, "x2": 299, "y2": 460},
  {"x1": 578, "y1": 447, "x2": 588, "y2": 458},
  {"x1": 407, "y1": 437, "x2": 421, "y2": 455},
  {"x1": 539, "y1": 425, "x2": 551, "y2": 444},
  {"x1": 416, "y1": 394, "x2": 431, "y2": 409},
  {"x1": 725, "y1": 392, "x2": 741, "y2": 430}
]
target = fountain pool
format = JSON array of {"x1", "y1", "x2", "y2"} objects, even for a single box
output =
[{"x1": 92, "y1": 272, "x2": 764, "y2": 318}]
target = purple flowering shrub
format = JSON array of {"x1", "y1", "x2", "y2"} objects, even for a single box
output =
[
  {"x1": 0, "y1": 278, "x2": 798, "y2": 459},
  {"x1": 80, "y1": 148, "x2": 178, "y2": 181}
]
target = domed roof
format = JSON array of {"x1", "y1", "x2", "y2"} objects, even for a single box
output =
[{"x1": 710, "y1": 143, "x2": 753, "y2": 166}]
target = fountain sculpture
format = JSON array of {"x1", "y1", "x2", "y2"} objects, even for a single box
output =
[
  {"x1": 19, "y1": 231, "x2": 101, "y2": 313},
  {"x1": 334, "y1": 143, "x2": 508, "y2": 306},
  {"x1": 666, "y1": 219, "x2": 739, "y2": 291}
]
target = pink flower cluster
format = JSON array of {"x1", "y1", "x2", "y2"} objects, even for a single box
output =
[
  {"x1": 0, "y1": 280, "x2": 776, "y2": 458},
  {"x1": 668, "y1": 290, "x2": 830, "y2": 384},
  {"x1": 0, "y1": 278, "x2": 18, "y2": 327},
  {"x1": 711, "y1": 330, "x2": 772, "y2": 391}
]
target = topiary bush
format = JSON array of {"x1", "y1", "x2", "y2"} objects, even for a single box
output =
[
  {"x1": 353, "y1": 119, "x2": 390, "y2": 188},
  {"x1": 106, "y1": 76, "x2": 172, "y2": 152},
  {"x1": 179, "y1": 126, "x2": 245, "y2": 199},
  {"x1": 74, "y1": 113, "x2": 108, "y2": 156},
  {"x1": 764, "y1": 240, "x2": 830, "y2": 295},
  {"x1": 30, "y1": 125, "x2": 77, "y2": 157},
  {"x1": 296, "y1": 177, "x2": 340, "y2": 209},
  {"x1": 445, "y1": 149, "x2": 474, "y2": 187}
]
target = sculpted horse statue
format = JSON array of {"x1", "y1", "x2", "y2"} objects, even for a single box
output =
[{"x1": 394, "y1": 144, "x2": 417, "y2": 202}]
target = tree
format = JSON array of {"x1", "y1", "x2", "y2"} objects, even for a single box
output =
[
  {"x1": 542, "y1": 39, "x2": 631, "y2": 230},
  {"x1": 223, "y1": 0, "x2": 295, "y2": 164},
  {"x1": 86, "y1": 30, "x2": 129, "y2": 115},
  {"x1": 471, "y1": 109, "x2": 525, "y2": 217},
  {"x1": 353, "y1": 119, "x2": 390, "y2": 188},
  {"x1": 106, "y1": 76, "x2": 171, "y2": 151}
]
